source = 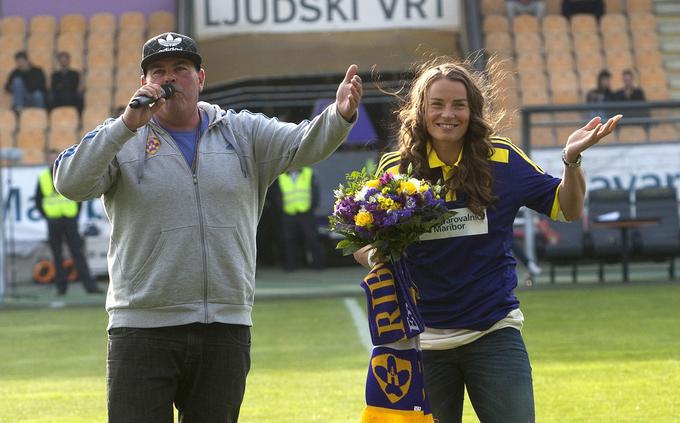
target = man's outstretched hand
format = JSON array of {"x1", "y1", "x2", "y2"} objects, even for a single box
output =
[{"x1": 336, "y1": 64, "x2": 363, "y2": 122}]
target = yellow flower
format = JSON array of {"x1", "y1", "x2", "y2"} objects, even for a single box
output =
[
  {"x1": 355, "y1": 211, "x2": 374, "y2": 227},
  {"x1": 366, "y1": 179, "x2": 380, "y2": 189},
  {"x1": 382, "y1": 187, "x2": 389, "y2": 194},
  {"x1": 378, "y1": 197, "x2": 398, "y2": 210},
  {"x1": 419, "y1": 182, "x2": 430, "y2": 193},
  {"x1": 400, "y1": 181, "x2": 417, "y2": 195}
]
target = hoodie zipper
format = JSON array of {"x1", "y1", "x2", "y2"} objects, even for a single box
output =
[
  {"x1": 190, "y1": 118, "x2": 211, "y2": 323},
  {"x1": 151, "y1": 112, "x2": 210, "y2": 322}
]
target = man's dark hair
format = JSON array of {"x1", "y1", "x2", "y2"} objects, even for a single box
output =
[{"x1": 14, "y1": 51, "x2": 28, "y2": 60}]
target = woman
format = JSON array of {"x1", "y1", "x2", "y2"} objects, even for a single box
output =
[{"x1": 354, "y1": 58, "x2": 621, "y2": 422}]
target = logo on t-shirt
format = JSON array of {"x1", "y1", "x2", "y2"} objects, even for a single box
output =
[{"x1": 419, "y1": 208, "x2": 488, "y2": 241}]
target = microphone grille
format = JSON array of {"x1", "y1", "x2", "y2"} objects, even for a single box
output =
[{"x1": 161, "y1": 83, "x2": 175, "y2": 98}]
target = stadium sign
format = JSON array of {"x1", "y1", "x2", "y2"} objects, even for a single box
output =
[{"x1": 195, "y1": 0, "x2": 460, "y2": 38}]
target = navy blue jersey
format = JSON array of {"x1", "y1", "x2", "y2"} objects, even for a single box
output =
[{"x1": 376, "y1": 137, "x2": 562, "y2": 330}]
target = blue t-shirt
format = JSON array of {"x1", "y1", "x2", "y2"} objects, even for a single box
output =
[
  {"x1": 376, "y1": 137, "x2": 562, "y2": 331},
  {"x1": 159, "y1": 111, "x2": 209, "y2": 168}
]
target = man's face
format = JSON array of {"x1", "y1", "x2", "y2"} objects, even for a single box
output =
[
  {"x1": 142, "y1": 57, "x2": 205, "y2": 115},
  {"x1": 16, "y1": 57, "x2": 29, "y2": 71}
]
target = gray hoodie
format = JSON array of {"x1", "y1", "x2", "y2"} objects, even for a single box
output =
[{"x1": 54, "y1": 101, "x2": 354, "y2": 329}]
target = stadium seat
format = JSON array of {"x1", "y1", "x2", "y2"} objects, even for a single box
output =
[
  {"x1": 49, "y1": 106, "x2": 80, "y2": 131},
  {"x1": 570, "y1": 14, "x2": 598, "y2": 33},
  {"x1": 600, "y1": 13, "x2": 628, "y2": 34},
  {"x1": 514, "y1": 32, "x2": 542, "y2": 52},
  {"x1": 575, "y1": 50, "x2": 605, "y2": 72},
  {"x1": 544, "y1": 32, "x2": 572, "y2": 53},
  {"x1": 18, "y1": 108, "x2": 48, "y2": 131},
  {"x1": 48, "y1": 127, "x2": 79, "y2": 150},
  {"x1": 29, "y1": 15, "x2": 57, "y2": 36},
  {"x1": 0, "y1": 109, "x2": 17, "y2": 135},
  {"x1": 89, "y1": 13, "x2": 116, "y2": 34},
  {"x1": 87, "y1": 30, "x2": 115, "y2": 53},
  {"x1": 639, "y1": 66, "x2": 668, "y2": 90},
  {"x1": 513, "y1": 15, "x2": 539, "y2": 33},
  {"x1": 148, "y1": 11, "x2": 176, "y2": 35},
  {"x1": 617, "y1": 125, "x2": 647, "y2": 143},
  {"x1": 605, "y1": 50, "x2": 634, "y2": 71},
  {"x1": 536, "y1": 217, "x2": 587, "y2": 283},
  {"x1": 483, "y1": 14, "x2": 509, "y2": 33},
  {"x1": 83, "y1": 86, "x2": 113, "y2": 112},
  {"x1": 0, "y1": 33, "x2": 26, "y2": 57},
  {"x1": 541, "y1": 14, "x2": 569, "y2": 33},
  {"x1": 604, "y1": 0, "x2": 625, "y2": 13},
  {"x1": 530, "y1": 126, "x2": 556, "y2": 146},
  {"x1": 86, "y1": 48, "x2": 115, "y2": 70},
  {"x1": 632, "y1": 31, "x2": 660, "y2": 51},
  {"x1": 60, "y1": 14, "x2": 87, "y2": 34},
  {"x1": 27, "y1": 33, "x2": 55, "y2": 54},
  {"x1": 628, "y1": 12, "x2": 657, "y2": 32},
  {"x1": 15, "y1": 128, "x2": 46, "y2": 164},
  {"x1": 57, "y1": 32, "x2": 85, "y2": 52},
  {"x1": 481, "y1": 0, "x2": 505, "y2": 16},
  {"x1": 648, "y1": 124, "x2": 678, "y2": 142},
  {"x1": 116, "y1": 30, "x2": 146, "y2": 54},
  {"x1": 588, "y1": 188, "x2": 632, "y2": 281},
  {"x1": 485, "y1": 32, "x2": 512, "y2": 52},
  {"x1": 521, "y1": 87, "x2": 550, "y2": 105},
  {"x1": 0, "y1": 16, "x2": 26, "y2": 35},
  {"x1": 628, "y1": 0, "x2": 653, "y2": 13},
  {"x1": 516, "y1": 52, "x2": 545, "y2": 73},
  {"x1": 602, "y1": 31, "x2": 631, "y2": 51},
  {"x1": 544, "y1": 0, "x2": 561, "y2": 14},
  {"x1": 82, "y1": 105, "x2": 112, "y2": 132},
  {"x1": 572, "y1": 32, "x2": 602, "y2": 54},
  {"x1": 85, "y1": 67, "x2": 115, "y2": 90},
  {"x1": 633, "y1": 187, "x2": 680, "y2": 279},
  {"x1": 119, "y1": 11, "x2": 145, "y2": 31},
  {"x1": 546, "y1": 52, "x2": 574, "y2": 72},
  {"x1": 635, "y1": 49, "x2": 664, "y2": 69}
]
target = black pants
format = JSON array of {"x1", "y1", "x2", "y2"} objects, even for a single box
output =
[
  {"x1": 281, "y1": 212, "x2": 324, "y2": 270},
  {"x1": 107, "y1": 323, "x2": 251, "y2": 423},
  {"x1": 46, "y1": 217, "x2": 97, "y2": 293}
]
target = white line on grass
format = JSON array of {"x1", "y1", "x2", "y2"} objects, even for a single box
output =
[{"x1": 343, "y1": 297, "x2": 372, "y2": 351}]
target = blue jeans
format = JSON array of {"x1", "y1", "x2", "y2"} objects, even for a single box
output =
[
  {"x1": 422, "y1": 327, "x2": 535, "y2": 423},
  {"x1": 10, "y1": 76, "x2": 45, "y2": 110},
  {"x1": 107, "y1": 323, "x2": 251, "y2": 423}
]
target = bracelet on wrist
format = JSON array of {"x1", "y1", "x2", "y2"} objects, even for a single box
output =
[{"x1": 562, "y1": 149, "x2": 582, "y2": 168}]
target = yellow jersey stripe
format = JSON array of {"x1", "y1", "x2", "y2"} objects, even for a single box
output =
[
  {"x1": 491, "y1": 137, "x2": 545, "y2": 174},
  {"x1": 377, "y1": 152, "x2": 401, "y2": 175}
]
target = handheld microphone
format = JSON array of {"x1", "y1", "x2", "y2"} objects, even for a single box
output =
[{"x1": 128, "y1": 83, "x2": 175, "y2": 109}]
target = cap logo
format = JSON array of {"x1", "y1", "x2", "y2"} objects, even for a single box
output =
[{"x1": 158, "y1": 34, "x2": 182, "y2": 48}]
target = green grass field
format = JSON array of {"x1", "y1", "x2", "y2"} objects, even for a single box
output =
[{"x1": 1, "y1": 283, "x2": 679, "y2": 422}]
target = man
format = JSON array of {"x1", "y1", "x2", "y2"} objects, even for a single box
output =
[
  {"x1": 614, "y1": 68, "x2": 649, "y2": 125},
  {"x1": 276, "y1": 166, "x2": 325, "y2": 271},
  {"x1": 50, "y1": 51, "x2": 82, "y2": 112},
  {"x1": 4, "y1": 51, "x2": 47, "y2": 112},
  {"x1": 54, "y1": 32, "x2": 361, "y2": 422},
  {"x1": 34, "y1": 149, "x2": 101, "y2": 295}
]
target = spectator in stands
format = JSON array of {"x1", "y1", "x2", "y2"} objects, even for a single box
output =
[
  {"x1": 34, "y1": 149, "x2": 102, "y2": 296},
  {"x1": 353, "y1": 58, "x2": 621, "y2": 423},
  {"x1": 562, "y1": 0, "x2": 605, "y2": 20},
  {"x1": 586, "y1": 69, "x2": 616, "y2": 121},
  {"x1": 276, "y1": 166, "x2": 325, "y2": 271},
  {"x1": 613, "y1": 68, "x2": 649, "y2": 125},
  {"x1": 506, "y1": 0, "x2": 546, "y2": 21},
  {"x1": 4, "y1": 51, "x2": 47, "y2": 112},
  {"x1": 53, "y1": 31, "x2": 361, "y2": 422},
  {"x1": 50, "y1": 51, "x2": 82, "y2": 113}
]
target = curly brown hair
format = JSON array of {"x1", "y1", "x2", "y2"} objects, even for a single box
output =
[{"x1": 394, "y1": 57, "x2": 508, "y2": 216}]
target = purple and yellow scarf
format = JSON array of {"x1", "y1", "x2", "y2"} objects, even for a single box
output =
[{"x1": 360, "y1": 261, "x2": 434, "y2": 422}]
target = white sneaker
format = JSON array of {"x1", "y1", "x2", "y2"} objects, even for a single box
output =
[{"x1": 528, "y1": 261, "x2": 542, "y2": 276}]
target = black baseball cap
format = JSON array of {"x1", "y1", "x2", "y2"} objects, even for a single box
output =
[{"x1": 141, "y1": 32, "x2": 202, "y2": 73}]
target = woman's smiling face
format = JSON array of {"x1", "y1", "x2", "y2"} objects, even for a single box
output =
[{"x1": 424, "y1": 78, "x2": 470, "y2": 147}]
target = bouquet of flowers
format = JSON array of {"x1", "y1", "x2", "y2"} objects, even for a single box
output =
[
  {"x1": 329, "y1": 164, "x2": 455, "y2": 260},
  {"x1": 329, "y1": 165, "x2": 455, "y2": 423}
]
